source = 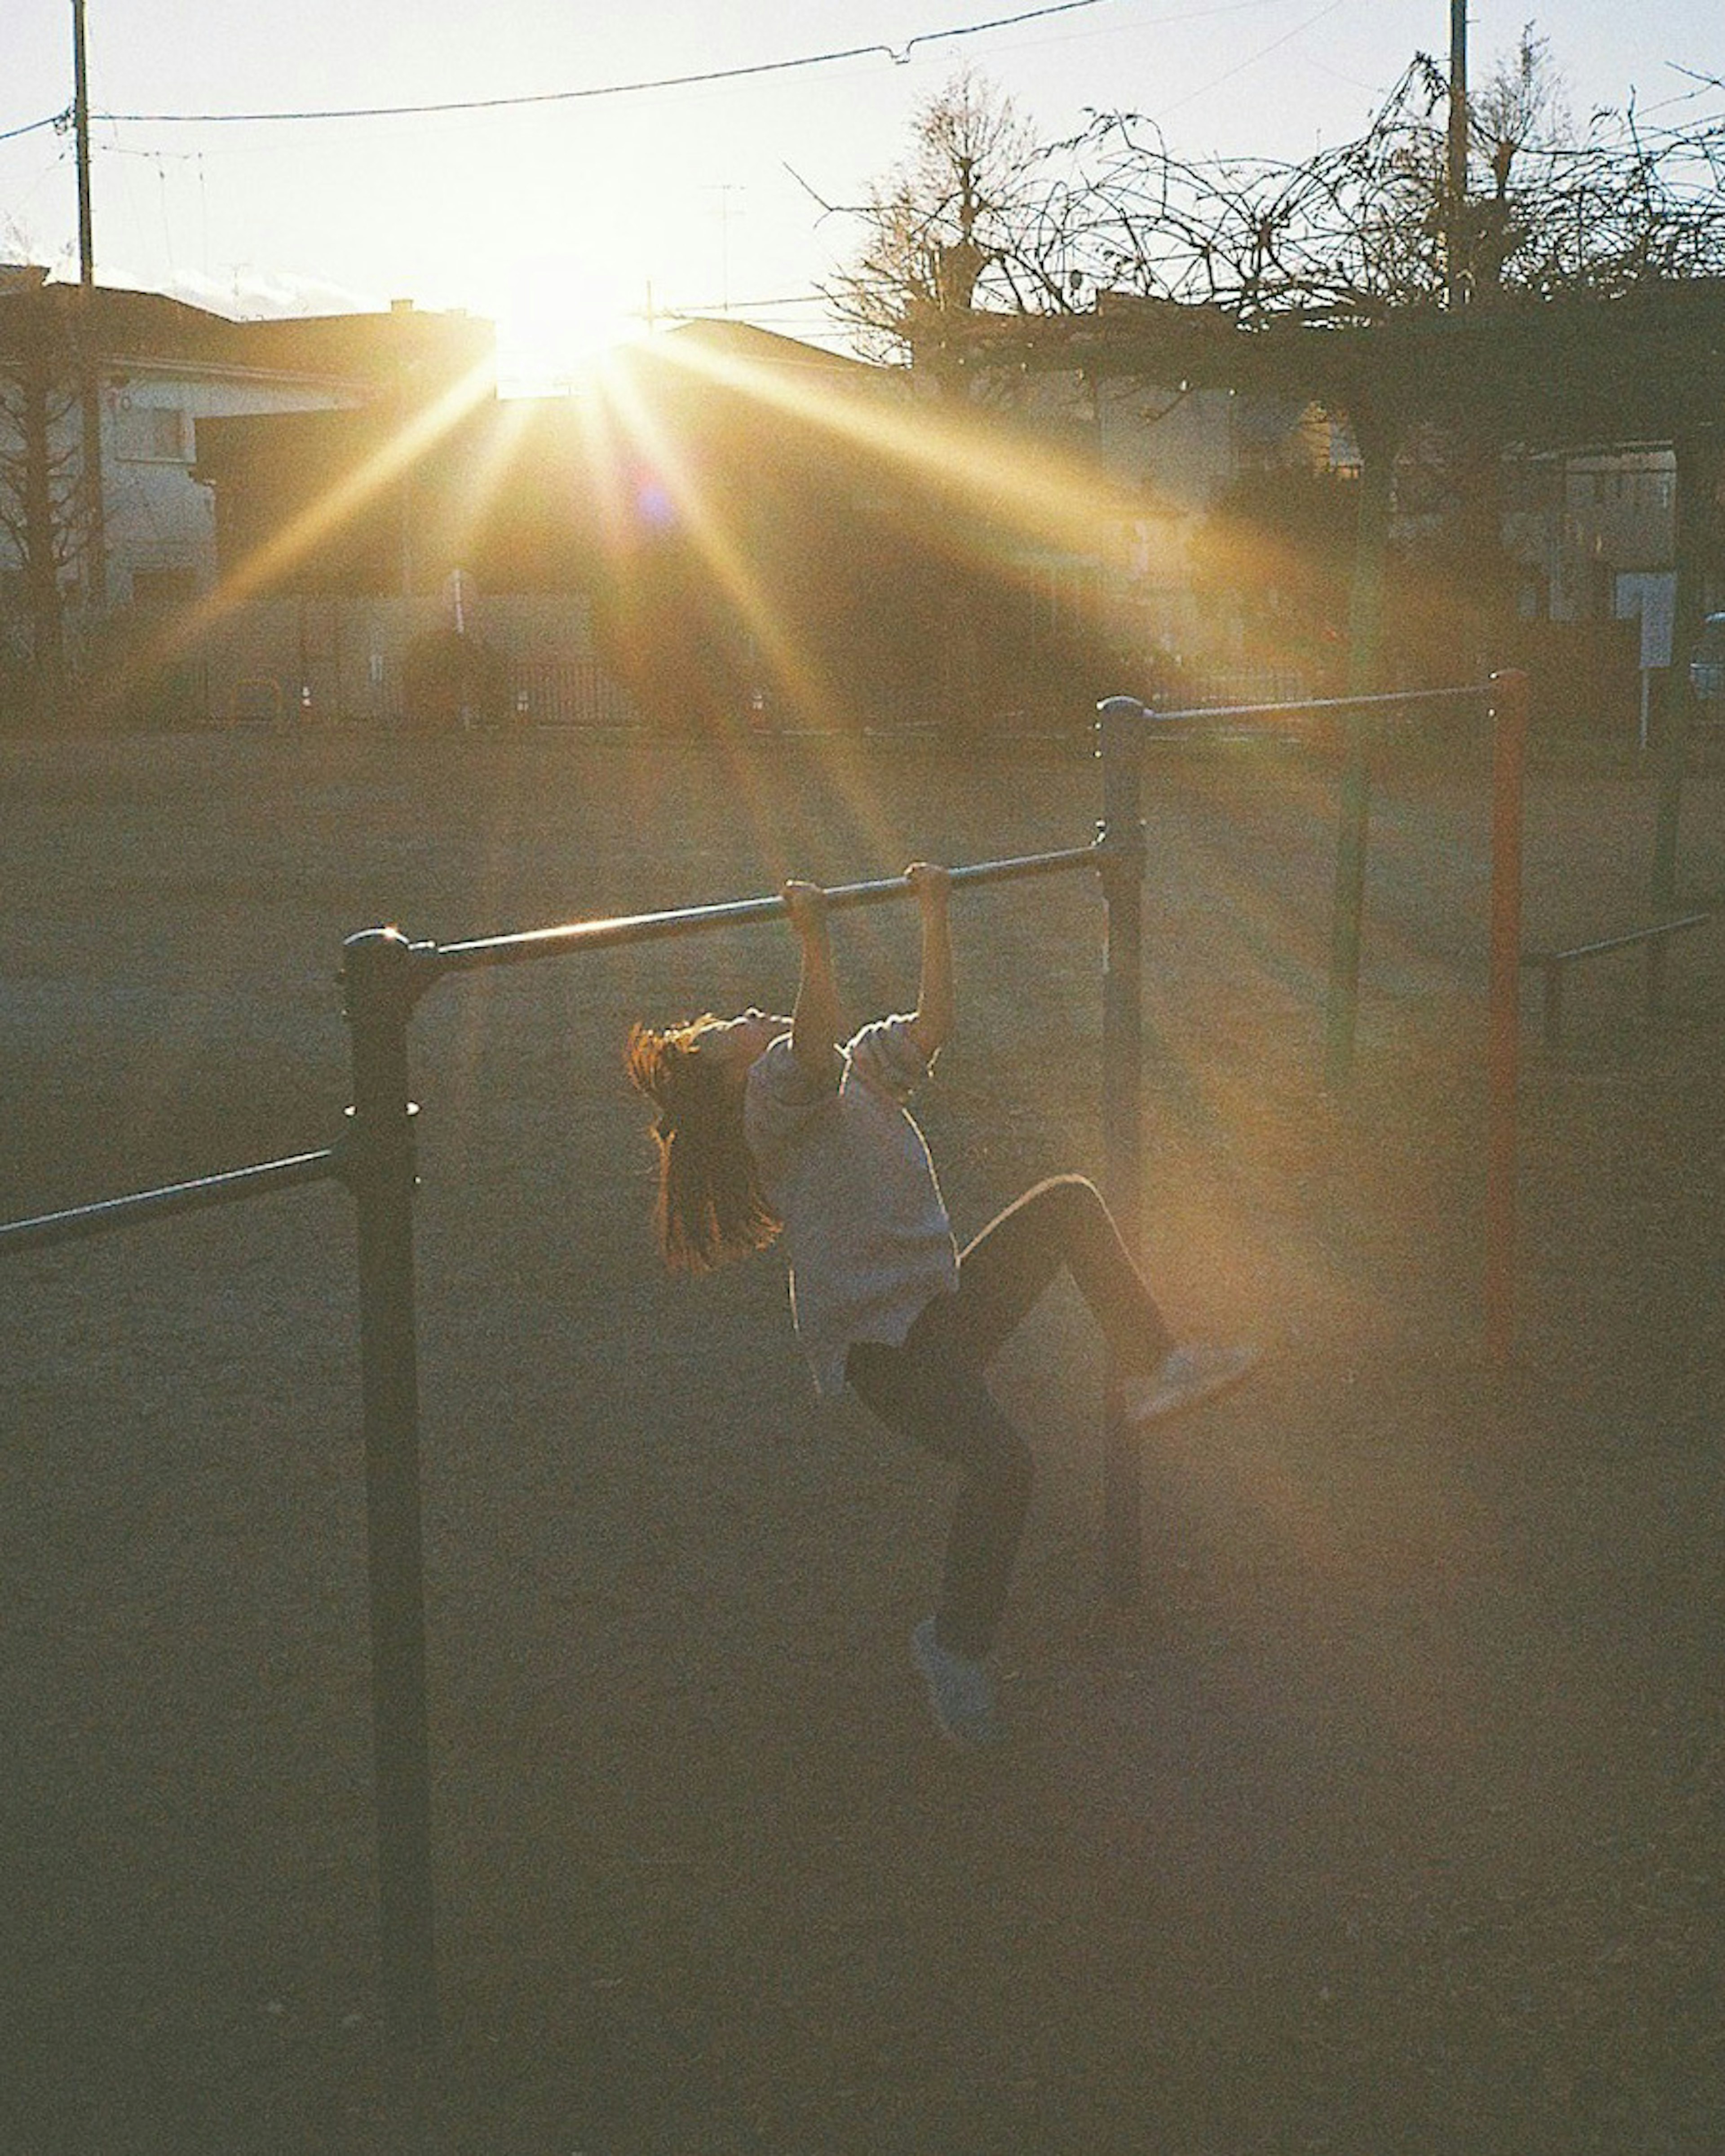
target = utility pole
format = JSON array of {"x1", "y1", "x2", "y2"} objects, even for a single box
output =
[
  {"x1": 71, "y1": 0, "x2": 107, "y2": 610},
  {"x1": 72, "y1": 0, "x2": 95, "y2": 285},
  {"x1": 1446, "y1": 0, "x2": 1469, "y2": 308}
]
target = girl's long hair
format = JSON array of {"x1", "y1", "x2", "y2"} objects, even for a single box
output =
[{"x1": 624, "y1": 1018, "x2": 781, "y2": 1273}]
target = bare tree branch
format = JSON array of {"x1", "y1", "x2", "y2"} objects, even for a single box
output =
[{"x1": 828, "y1": 44, "x2": 1725, "y2": 367}]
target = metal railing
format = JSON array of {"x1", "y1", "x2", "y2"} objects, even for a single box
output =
[
  {"x1": 0, "y1": 1148, "x2": 341, "y2": 1255},
  {"x1": 1146, "y1": 680, "x2": 1488, "y2": 733}
]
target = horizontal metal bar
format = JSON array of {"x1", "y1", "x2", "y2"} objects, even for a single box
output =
[
  {"x1": 430, "y1": 840, "x2": 1108, "y2": 979},
  {"x1": 1521, "y1": 913, "x2": 1711, "y2": 968},
  {"x1": 1152, "y1": 683, "x2": 1488, "y2": 729},
  {"x1": 0, "y1": 1148, "x2": 341, "y2": 1258}
]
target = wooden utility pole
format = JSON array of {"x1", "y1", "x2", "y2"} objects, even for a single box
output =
[
  {"x1": 72, "y1": 0, "x2": 94, "y2": 284},
  {"x1": 71, "y1": 0, "x2": 107, "y2": 610},
  {"x1": 1446, "y1": 0, "x2": 1469, "y2": 308}
]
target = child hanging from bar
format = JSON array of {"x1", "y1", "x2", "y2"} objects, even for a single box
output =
[{"x1": 625, "y1": 864, "x2": 1256, "y2": 1747}]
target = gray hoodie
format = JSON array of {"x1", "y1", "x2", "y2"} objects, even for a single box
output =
[{"x1": 743, "y1": 1016, "x2": 959, "y2": 1396}]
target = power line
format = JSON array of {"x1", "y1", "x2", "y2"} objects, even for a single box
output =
[
  {"x1": 85, "y1": 0, "x2": 1130, "y2": 127},
  {"x1": 0, "y1": 0, "x2": 1307, "y2": 137},
  {"x1": 0, "y1": 110, "x2": 66, "y2": 145},
  {"x1": 670, "y1": 290, "x2": 830, "y2": 315},
  {"x1": 1148, "y1": 0, "x2": 1349, "y2": 120}
]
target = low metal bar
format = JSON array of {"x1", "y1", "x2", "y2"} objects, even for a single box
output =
[
  {"x1": 428, "y1": 843, "x2": 1107, "y2": 980},
  {"x1": 0, "y1": 1149, "x2": 341, "y2": 1258},
  {"x1": 1520, "y1": 914, "x2": 1710, "y2": 970},
  {"x1": 1318, "y1": 680, "x2": 1495, "y2": 1090},
  {"x1": 1520, "y1": 914, "x2": 1710, "y2": 1051}
]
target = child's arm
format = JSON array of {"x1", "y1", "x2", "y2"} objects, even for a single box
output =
[
  {"x1": 782, "y1": 880, "x2": 841, "y2": 1086},
  {"x1": 905, "y1": 862, "x2": 954, "y2": 1060}
]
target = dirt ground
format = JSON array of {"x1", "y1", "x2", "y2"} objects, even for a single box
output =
[{"x1": 1, "y1": 722, "x2": 1721, "y2": 2156}]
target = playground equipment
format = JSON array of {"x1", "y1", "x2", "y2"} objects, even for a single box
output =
[
  {"x1": 1521, "y1": 912, "x2": 1713, "y2": 1053},
  {"x1": 0, "y1": 697, "x2": 1160, "y2": 2054},
  {"x1": 0, "y1": 672, "x2": 1540, "y2": 2058}
]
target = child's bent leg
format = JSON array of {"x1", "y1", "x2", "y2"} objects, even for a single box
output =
[
  {"x1": 951, "y1": 1175, "x2": 1174, "y2": 1376},
  {"x1": 847, "y1": 1339, "x2": 1032, "y2": 1661}
]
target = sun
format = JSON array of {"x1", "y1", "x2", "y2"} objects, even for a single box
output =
[{"x1": 486, "y1": 248, "x2": 652, "y2": 396}]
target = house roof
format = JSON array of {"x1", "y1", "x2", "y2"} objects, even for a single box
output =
[
  {"x1": 651, "y1": 317, "x2": 884, "y2": 382},
  {"x1": 0, "y1": 276, "x2": 494, "y2": 389}
]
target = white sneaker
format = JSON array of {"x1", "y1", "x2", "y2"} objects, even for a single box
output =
[
  {"x1": 911, "y1": 1618, "x2": 1006, "y2": 1746},
  {"x1": 1125, "y1": 1341, "x2": 1259, "y2": 1427}
]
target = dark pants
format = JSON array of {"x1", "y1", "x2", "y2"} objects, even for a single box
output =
[{"x1": 845, "y1": 1175, "x2": 1172, "y2": 1660}]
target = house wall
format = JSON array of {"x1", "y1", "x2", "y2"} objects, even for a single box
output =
[
  {"x1": 1093, "y1": 377, "x2": 1240, "y2": 509},
  {"x1": 1, "y1": 362, "x2": 370, "y2": 611},
  {"x1": 98, "y1": 366, "x2": 369, "y2": 609},
  {"x1": 1094, "y1": 380, "x2": 1324, "y2": 676},
  {"x1": 1502, "y1": 447, "x2": 1678, "y2": 623},
  {"x1": 0, "y1": 282, "x2": 495, "y2": 661}
]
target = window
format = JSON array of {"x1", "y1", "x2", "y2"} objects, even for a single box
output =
[{"x1": 116, "y1": 404, "x2": 188, "y2": 463}]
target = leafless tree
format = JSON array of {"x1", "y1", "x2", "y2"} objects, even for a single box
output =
[
  {"x1": 1036, "y1": 35, "x2": 1725, "y2": 325},
  {"x1": 831, "y1": 35, "x2": 1725, "y2": 350},
  {"x1": 822, "y1": 71, "x2": 1080, "y2": 384},
  {"x1": 0, "y1": 291, "x2": 93, "y2": 706}
]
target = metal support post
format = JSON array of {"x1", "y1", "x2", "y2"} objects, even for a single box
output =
[
  {"x1": 1653, "y1": 429, "x2": 1720, "y2": 917},
  {"x1": 1651, "y1": 688, "x2": 1691, "y2": 923},
  {"x1": 1096, "y1": 697, "x2": 1147, "y2": 1601},
  {"x1": 1327, "y1": 416, "x2": 1395, "y2": 1089},
  {"x1": 339, "y1": 926, "x2": 439, "y2": 2051},
  {"x1": 1326, "y1": 720, "x2": 1371, "y2": 1090},
  {"x1": 1484, "y1": 672, "x2": 1529, "y2": 1367}
]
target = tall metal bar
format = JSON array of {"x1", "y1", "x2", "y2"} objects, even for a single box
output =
[
  {"x1": 339, "y1": 927, "x2": 439, "y2": 2052},
  {"x1": 1135, "y1": 684, "x2": 1481, "y2": 732},
  {"x1": 1097, "y1": 696, "x2": 1148, "y2": 1601},
  {"x1": 1651, "y1": 429, "x2": 1717, "y2": 917},
  {"x1": 1484, "y1": 671, "x2": 1529, "y2": 1366},
  {"x1": 430, "y1": 846, "x2": 1102, "y2": 979}
]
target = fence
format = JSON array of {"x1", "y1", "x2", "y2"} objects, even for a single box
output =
[
  {"x1": 66, "y1": 593, "x2": 641, "y2": 728},
  {"x1": 506, "y1": 654, "x2": 641, "y2": 729},
  {"x1": 0, "y1": 676, "x2": 1531, "y2": 2059}
]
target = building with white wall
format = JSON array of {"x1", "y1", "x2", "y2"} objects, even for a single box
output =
[{"x1": 0, "y1": 268, "x2": 493, "y2": 640}]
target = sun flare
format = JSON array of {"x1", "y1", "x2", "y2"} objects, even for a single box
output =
[{"x1": 487, "y1": 250, "x2": 653, "y2": 395}]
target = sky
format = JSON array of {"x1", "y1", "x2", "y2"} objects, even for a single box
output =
[{"x1": 3, "y1": 1, "x2": 1720, "y2": 389}]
